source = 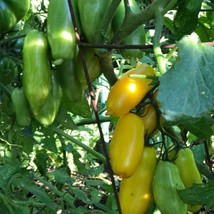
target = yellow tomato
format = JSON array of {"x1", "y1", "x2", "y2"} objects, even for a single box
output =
[
  {"x1": 141, "y1": 104, "x2": 157, "y2": 135},
  {"x1": 106, "y1": 64, "x2": 155, "y2": 117},
  {"x1": 119, "y1": 147, "x2": 157, "y2": 214},
  {"x1": 110, "y1": 113, "x2": 145, "y2": 178}
]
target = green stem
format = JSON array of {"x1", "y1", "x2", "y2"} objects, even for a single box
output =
[
  {"x1": 0, "y1": 136, "x2": 22, "y2": 148},
  {"x1": 129, "y1": 74, "x2": 159, "y2": 80},
  {"x1": 32, "y1": 173, "x2": 74, "y2": 206},
  {"x1": 97, "y1": 52, "x2": 118, "y2": 86},
  {"x1": 76, "y1": 116, "x2": 110, "y2": 126},
  {"x1": 165, "y1": 45, "x2": 178, "y2": 61},
  {"x1": 12, "y1": 199, "x2": 46, "y2": 207},
  {"x1": 51, "y1": 127, "x2": 106, "y2": 163},
  {"x1": 0, "y1": 34, "x2": 25, "y2": 45},
  {"x1": 95, "y1": 0, "x2": 122, "y2": 44},
  {"x1": 0, "y1": 192, "x2": 14, "y2": 214},
  {"x1": 153, "y1": 8, "x2": 166, "y2": 74},
  {"x1": 161, "y1": 126, "x2": 184, "y2": 147},
  {"x1": 111, "y1": 0, "x2": 177, "y2": 44}
]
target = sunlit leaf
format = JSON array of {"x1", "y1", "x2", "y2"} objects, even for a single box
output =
[{"x1": 158, "y1": 35, "x2": 214, "y2": 138}]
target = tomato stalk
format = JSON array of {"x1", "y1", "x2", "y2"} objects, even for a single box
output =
[
  {"x1": 165, "y1": 45, "x2": 178, "y2": 61},
  {"x1": 153, "y1": 9, "x2": 166, "y2": 74},
  {"x1": 0, "y1": 192, "x2": 14, "y2": 214},
  {"x1": 52, "y1": 127, "x2": 106, "y2": 163},
  {"x1": 111, "y1": 0, "x2": 177, "y2": 45},
  {"x1": 97, "y1": 52, "x2": 118, "y2": 86}
]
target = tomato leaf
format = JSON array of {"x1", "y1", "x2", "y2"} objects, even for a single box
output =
[
  {"x1": 62, "y1": 95, "x2": 92, "y2": 118},
  {"x1": 158, "y1": 35, "x2": 214, "y2": 138},
  {"x1": 178, "y1": 180, "x2": 214, "y2": 211},
  {"x1": 180, "y1": 116, "x2": 213, "y2": 139},
  {"x1": 173, "y1": 0, "x2": 202, "y2": 39},
  {"x1": 26, "y1": 185, "x2": 55, "y2": 208}
]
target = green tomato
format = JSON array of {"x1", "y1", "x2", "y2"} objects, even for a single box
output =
[
  {"x1": 23, "y1": 29, "x2": 51, "y2": 115},
  {"x1": 153, "y1": 161, "x2": 187, "y2": 214},
  {"x1": 35, "y1": 72, "x2": 62, "y2": 126},
  {"x1": 174, "y1": 148, "x2": 203, "y2": 212},
  {"x1": 11, "y1": 87, "x2": 31, "y2": 127},
  {"x1": 0, "y1": 0, "x2": 30, "y2": 33},
  {"x1": 55, "y1": 59, "x2": 83, "y2": 102},
  {"x1": 77, "y1": 0, "x2": 111, "y2": 43},
  {"x1": 47, "y1": 0, "x2": 77, "y2": 60}
]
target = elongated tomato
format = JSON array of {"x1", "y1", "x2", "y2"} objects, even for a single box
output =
[
  {"x1": 119, "y1": 147, "x2": 157, "y2": 214},
  {"x1": 106, "y1": 63, "x2": 155, "y2": 117},
  {"x1": 110, "y1": 113, "x2": 145, "y2": 178}
]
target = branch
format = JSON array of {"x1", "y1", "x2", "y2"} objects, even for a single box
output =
[
  {"x1": 153, "y1": 8, "x2": 167, "y2": 74},
  {"x1": 111, "y1": 0, "x2": 177, "y2": 44},
  {"x1": 51, "y1": 126, "x2": 106, "y2": 163},
  {"x1": 97, "y1": 51, "x2": 118, "y2": 86},
  {"x1": 75, "y1": 116, "x2": 110, "y2": 126}
]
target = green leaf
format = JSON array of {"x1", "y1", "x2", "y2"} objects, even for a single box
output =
[
  {"x1": 173, "y1": 0, "x2": 203, "y2": 39},
  {"x1": 72, "y1": 187, "x2": 90, "y2": 204},
  {"x1": 86, "y1": 179, "x2": 106, "y2": 187},
  {"x1": 62, "y1": 95, "x2": 92, "y2": 118},
  {"x1": 196, "y1": 16, "x2": 214, "y2": 42},
  {"x1": 178, "y1": 180, "x2": 214, "y2": 211},
  {"x1": 34, "y1": 152, "x2": 48, "y2": 177},
  {"x1": 180, "y1": 116, "x2": 213, "y2": 139},
  {"x1": 158, "y1": 35, "x2": 214, "y2": 138},
  {"x1": 41, "y1": 137, "x2": 58, "y2": 153},
  {"x1": 55, "y1": 108, "x2": 77, "y2": 130},
  {"x1": 0, "y1": 163, "x2": 20, "y2": 188},
  {"x1": 19, "y1": 131, "x2": 34, "y2": 155},
  {"x1": 26, "y1": 185, "x2": 55, "y2": 208},
  {"x1": 14, "y1": 206, "x2": 30, "y2": 214},
  {"x1": 51, "y1": 168, "x2": 74, "y2": 184},
  {"x1": 164, "y1": 17, "x2": 174, "y2": 33}
]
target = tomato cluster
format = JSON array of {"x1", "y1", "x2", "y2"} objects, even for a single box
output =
[
  {"x1": 1, "y1": 0, "x2": 147, "y2": 127},
  {"x1": 106, "y1": 65, "x2": 203, "y2": 213},
  {"x1": 6, "y1": 0, "x2": 103, "y2": 126},
  {"x1": 106, "y1": 64, "x2": 157, "y2": 213}
]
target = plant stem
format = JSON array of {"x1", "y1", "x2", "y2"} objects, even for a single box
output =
[
  {"x1": 111, "y1": 0, "x2": 177, "y2": 44},
  {"x1": 51, "y1": 127, "x2": 106, "y2": 163},
  {"x1": 165, "y1": 45, "x2": 178, "y2": 61},
  {"x1": 153, "y1": 9, "x2": 166, "y2": 74},
  {"x1": 97, "y1": 52, "x2": 118, "y2": 86},
  {"x1": 12, "y1": 199, "x2": 46, "y2": 207},
  {"x1": 75, "y1": 116, "x2": 110, "y2": 126},
  {"x1": 0, "y1": 192, "x2": 14, "y2": 214}
]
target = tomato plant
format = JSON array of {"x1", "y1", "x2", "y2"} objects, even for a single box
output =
[{"x1": 0, "y1": 0, "x2": 213, "y2": 213}]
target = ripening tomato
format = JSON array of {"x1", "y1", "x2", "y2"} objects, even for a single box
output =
[
  {"x1": 106, "y1": 64, "x2": 155, "y2": 117},
  {"x1": 140, "y1": 104, "x2": 157, "y2": 135},
  {"x1": 119, "y1": 147, "x2": 157, "y2": 214},
  {"x1": 110, "y1": 113, "x2": 145, "y2": 178}
]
